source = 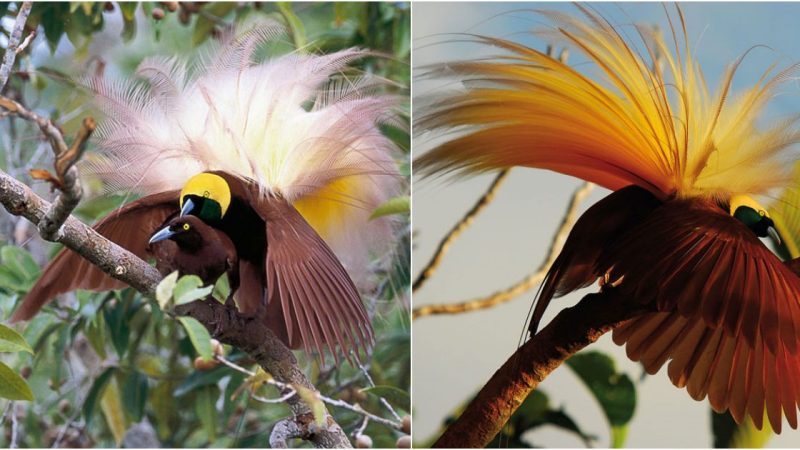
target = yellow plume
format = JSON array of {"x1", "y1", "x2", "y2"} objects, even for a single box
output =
[{"x1": 416, "y1": 6, "x2": 800, "y2": 201}]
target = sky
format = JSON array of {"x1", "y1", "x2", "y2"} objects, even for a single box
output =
[{"x1": 412, "y1": 2, "x2": 800, "y2": 447}]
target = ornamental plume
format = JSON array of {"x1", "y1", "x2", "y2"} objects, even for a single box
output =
[{"x1": 417, "y1": 6, "x2": 800, "y2": 203}]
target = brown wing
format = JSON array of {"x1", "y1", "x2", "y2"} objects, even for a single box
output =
[
  {"x1": 614, "y1": 312, "x2": 800, "y2": 432},
  {"x1": 11, "y1": 191, "x2": 180, "y2": 322},
  {"x1": 529, "y1": 185, "x2": 661, "y2": 333},
  {"x1": 600, "y1": 197, "x2": 800, "y2": 356},
  {"x1": 260, "y1": 195, "x2": 373, "y2": 366}
]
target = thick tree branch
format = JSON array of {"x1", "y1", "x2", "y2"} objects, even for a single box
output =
[
  {"x1": 0, "y1": 169, "x2": 163, "y2": 293},
  {"x1": 432, "y1": 289, "x2": 652, "y2": 448},
  {"x1": 413, "y1": 182, "x2": 594, "y2": 319},
  {"x1": 0, "y1": 1, "x2": 33, "y2": 91},
  {"x1": 269, "y1": 418, "x2": 304, "y2": 448}
]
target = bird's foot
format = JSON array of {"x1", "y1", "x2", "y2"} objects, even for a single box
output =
[{"x1": 599, "y1": 271, "x2": 625, "y2": 290}]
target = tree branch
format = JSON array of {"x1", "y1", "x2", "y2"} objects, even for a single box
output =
[
  {"x1": 413, "y1": 169, "x2": 510, "y2": 293},
  {"x1": 0, "y1": 1, "x2": 33, "y2": 91},
  {"x1": 413, "y1": 182, "x2": 594, "y2": 319},
  {"x1": 0, "y1": 169, "x2": 163, "y2": 294},
  {"x1": 432, "y1": 288, "x2": 651, "y2": 448}
]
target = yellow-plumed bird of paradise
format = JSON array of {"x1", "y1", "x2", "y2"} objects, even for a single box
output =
[{"x1": 417, "y1": 5, "x2": 800, "y2": 432}]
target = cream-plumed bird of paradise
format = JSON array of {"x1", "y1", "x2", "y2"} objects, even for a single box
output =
[
  {"x1": 417, "y1": 6, "x2": 800, "y2": 432},
  {"x1": 14, "y1": 23, "x2": 403, "y2": 366}
]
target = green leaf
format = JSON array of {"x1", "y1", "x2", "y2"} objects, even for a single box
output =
[
  {"x1": 83, "y1": 367, "x2": 116, "y2": 426},
  {"x1": 40, "y1": 3, "x2": 70, "y2": 52},
  {"x1": 192, "y1": 14, "x2": 215, "y2": 46},
  {"x1": 101, "y1": 375, "x2": 127, "y2": 446},
  {"x1": 713, "y1": 410, "x2": 772, "y2": 448},
  {"x1": 361, "y1": 385, "x2": 409, "y2": 411},
  {"x1": 392, "y1": 11, "x2": 410, "y2": 59},
  {"x1": 177, "y1": 316, "x2": 213, "y2": 362},
  {"x1": 369, "y1": 196, "x2": 410, "y2": 220},
  {"x1": 118, "y1": 2, "x2": 137, "y2": 20},
  {"x1": 174, "y1": 365, "x2": 228, "y2": 397},
  {"x1": 1, "y1": 246, "x2": 40, "y2": 282},
  {"x1": 277, "y1": 3, "x2": 307, "y2": 49},
  {"x1": 295, "y1": 385, "x2": 325, "y2": 426},
  {"x1": 155, "y1": 271, "x2": 179, "y2": 309},
  {"x1": 566, "y1": 351, "x2": 636, "y2": 447},
  {"x1": 0, "y1": 323, "x2": 33, "y2": 354},
  {"x1": 122, "y1": 370, "x2": 149, "y2": 422},
  {"x1": 103, "y1": 299, "x2": 131, "y2": 358},
  {"x1": 0, "y1": 362, "x2": 34, "y2": 401},
  {"x1": 212, "y1": 273, "x2": 231, "y2": 303},
  {"x1": 174, "y1": 275, "x2": 214, "y2": 305},
  {"x1": 195, "y1": 385, "x2": 218, "y2": 442}
]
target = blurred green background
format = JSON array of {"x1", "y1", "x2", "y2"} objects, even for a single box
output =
[{"x1": 0, "y1": 2, "x2": 409, "y2": 448}]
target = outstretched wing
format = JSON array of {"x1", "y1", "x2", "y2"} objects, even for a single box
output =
[
  {"x1": 600, "y1": 197, "x2": 800, "y2": 356},
  {"x1": 11, "y1": 191, "x2": 179, "y2": 322},
  {"x1": 260, "y1": 196, "x2": 373, "y2": 366},
  {"x1": 529, "y1": 185, "x2": 661, "y2": 334},
  {"x1": 614, "y1": 311, "x2": 800, "y2": 432}
]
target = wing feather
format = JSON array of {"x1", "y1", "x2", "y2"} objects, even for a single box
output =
[
  {"x1": 12, "y1": 191, "x2": 179, "y2": 322},
  {"x1": 615, "y1": 312, "x2": 800, "y2": 431},
  {"x1": 529, "y1": 185, "x2": 660, "y2": 333},
  {"x1": 262, "y1": 195, "x2": 373, "y2": 364},
  {"x1": 601, "y1": 197, "x2": 800, "y2": 355}
]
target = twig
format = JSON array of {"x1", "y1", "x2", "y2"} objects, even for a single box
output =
[
  {"x1": 0, "y1": 96, "x2": 67, "y2": 152},
  {"x1": 215, "y1": 354, "x2": 403, "y2": 432},
  {"x1": 353, "y1": 417, "x2": 369, "y2": 439},
  {"x1": 0, "y1": 1, "x2": 32, "y2": 91},
  {"x1": 413, "y1": 169, "x2": 511, "y2": 292},
  {"x1": 359, "y1": 363, "x2": 402, "y2": 421},
  {"x1": 432, "y1": 289, "x2": 652, "y2": 448},
  {"x1": 15, "y1": 31, "x2": 36, "y2": 56},
  {"x1": 321, "y1": 396, "x2": 402, "y2": 431},
  {"x1": 215, "y1": 354, "x2": 299, "y2": 403},
  {"x1": 38, "y1": 117, "x2": 96, "y2": 240},
  {"x1": 413, "y1": 182, "x2": 594, "y2": 319},
  {"x1": 9, "y1": 402, "x2": 18, "y2": 449}
]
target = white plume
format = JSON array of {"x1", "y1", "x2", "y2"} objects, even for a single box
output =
[{"x1": 81, "y1": 22, "x2": 405, "y2": 285}]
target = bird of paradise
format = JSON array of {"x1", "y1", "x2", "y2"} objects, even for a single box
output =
[
  {"x1": 416, "y1": 5, "x2": 800, "y2": 432},
  {"x1": 15, "y1": 23, "x2": 403, "y2": 366}
]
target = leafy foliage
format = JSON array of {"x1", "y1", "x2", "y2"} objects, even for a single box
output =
[
  {"x1": 0, "y1": 2, "x2": 409, "y2": 447},
  {"x1": 566, "y1": 351, "x2": 636, "y2": 447}
]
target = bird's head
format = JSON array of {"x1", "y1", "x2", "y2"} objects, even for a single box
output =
[
  {"x1": 149, "y1": 215, "x2": 208, "y2": 250},
  {"x1": 179, "y1": 173, "x2": 231, "y2": 223},
  {"x1": 730, "y1": 195, "x2": 781, "y2": 244}
]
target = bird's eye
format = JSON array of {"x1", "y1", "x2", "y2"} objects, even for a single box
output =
[
  {"x1": 183, "y1": 223, "x2": 190, "y2": 231},
  {"x1": 759, "y1": 210, "x2": 766, "y2": 217}
]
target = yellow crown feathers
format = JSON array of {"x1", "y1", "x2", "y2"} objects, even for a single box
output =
[{"x1": 180, "y1": 173, "x2": 232, "y2": 218}]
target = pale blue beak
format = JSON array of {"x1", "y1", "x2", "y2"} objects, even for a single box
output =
[
  {"x1": 149, "y1": 226, "x2": 176, "y2": 244},
  {"x1": 180, "y1": 198, "x2": 195, "y2": 217},
  {"x1": 768, "y1": 226, "x2": 782, "y2": 246}
]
